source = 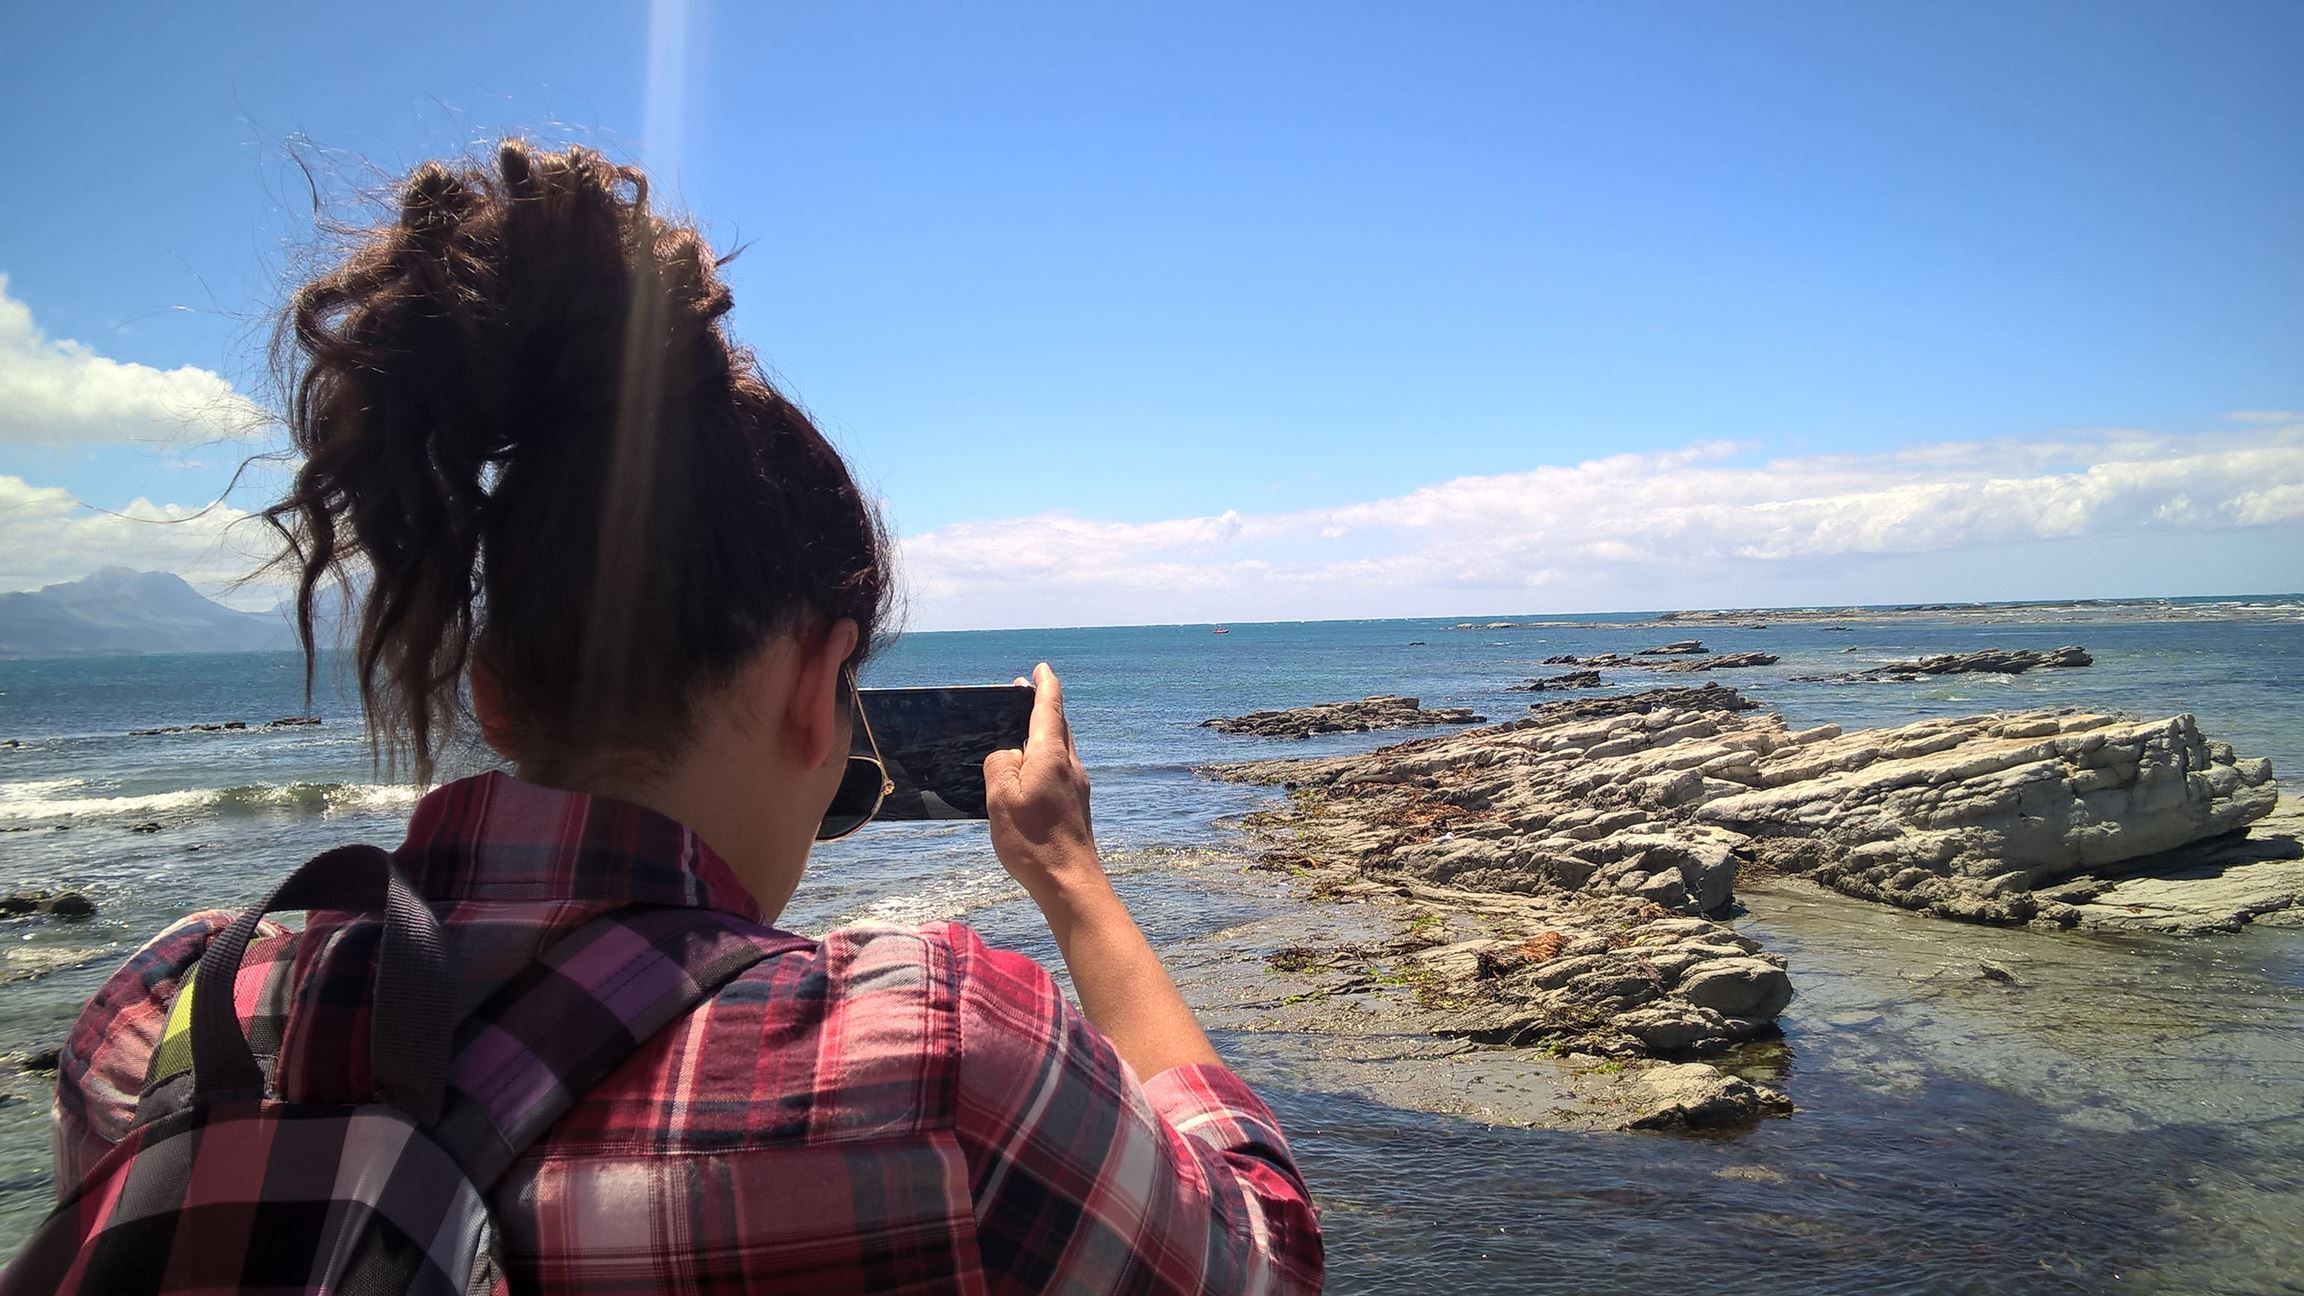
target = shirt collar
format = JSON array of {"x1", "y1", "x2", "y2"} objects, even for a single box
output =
[{"x1": 393, "y1": 770, "x2": 766, "y2": 924}]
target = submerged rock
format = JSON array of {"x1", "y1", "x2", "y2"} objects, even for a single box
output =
[{"x1": 1202, "y1": 695, "x2": 1486, "y2": 738}]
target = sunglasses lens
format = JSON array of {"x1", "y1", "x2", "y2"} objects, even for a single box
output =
[{"x1": 816, "y1": 755, "x2": 888, "y2": 841}]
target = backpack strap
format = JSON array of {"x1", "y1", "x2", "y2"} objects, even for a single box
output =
[
  {"x1": 427, "y1": 904, "x2": 808, "y2": 1188},
  {"x1": 187, "y1": 843, "x2": 455, "y2": 1121}
]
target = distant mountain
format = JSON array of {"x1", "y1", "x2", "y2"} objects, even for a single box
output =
[{"x1": 0, "y1": 568, "x2": 299, "y2": 656}]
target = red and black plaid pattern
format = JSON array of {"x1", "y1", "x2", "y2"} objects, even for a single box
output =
[
  {"x1": 15, "y1": 889, "x2": 792, "y2": 1295},
  {"x1": 48, "y1": 771, "x2": 1326, "y2": 1293},
  {"x1": 17, "y1": 1103, "x2": 498, "y2": 1295}
]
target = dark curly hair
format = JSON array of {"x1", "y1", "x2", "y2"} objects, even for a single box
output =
[{"x1": 264, "y1": 140, "x2": 893, "y2": 784}]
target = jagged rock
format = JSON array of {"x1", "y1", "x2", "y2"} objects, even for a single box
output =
[
  {"x1": 1202, "y1": 695, "x2": 1486, "y2": 739},
  {"x1": 1795, "y1": 645, "x2": 2093, "y2": 683},
  {"x1": 1211, "y1": 685, "x2": 2286, "y2": 1072},
  {"x1": 1509, "y1": 670, "x2": 1603, "y2": 692},
  {"x1": 1622, "y1": 1062, "x2": 1793, "y2": 1130},
  {"x1": 20, "y1": 1047, "x2": 60, "y2": 1074},
  {"x1": 1638, "y1": 641, "x2": 1709, "y2": 656}
]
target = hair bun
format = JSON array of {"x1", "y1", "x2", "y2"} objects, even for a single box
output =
[{"x1": 263, "y1": 140, "x2": 892, "y2": 784}]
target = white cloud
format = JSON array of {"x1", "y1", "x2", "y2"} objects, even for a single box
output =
[
  {"x1": 0, "y1": 276, "x2": 268, "y2": 446},
  {"x1": 0, "y1": 475, "x2": 277, "y2": 605},
  {"x1": 899, "y1": 419, "x2": 2304, "y2": 629}
]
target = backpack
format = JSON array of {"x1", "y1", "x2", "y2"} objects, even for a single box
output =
[{"x1": 3, "y1": 843, "x2": 797, "y2": 1295}]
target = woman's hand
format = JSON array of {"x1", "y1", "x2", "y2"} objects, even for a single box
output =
[
  {"x1": 984, "y1": 663, "x2": 1108, "y2": 917},
  {"x1": 982, "y1": 663, "x2": 1220, "y2": 1078}
]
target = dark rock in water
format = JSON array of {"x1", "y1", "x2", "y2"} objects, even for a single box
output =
[
  {"x1": 1, "y1": 890, "x2": 97, "y2": 920},
  {"x1": 129, "y1": 821, "x2": 161, "y2": 834},
  {"x1": 1509, "y1": 670, "x2": 1604, "y2": 692},
  {"x1": 1541, "y1": 654, "x2": 1583, "y2": 665},
  {"x1": 1203, "y1": 695, "x2": 1487, "y2": 739},
  {"x1": 1406, "y1": 641, "x2": 1426, "y2": 647},
  {"x1": 1795, "y1": 645, "x2": 2092, "y2": 683},
  {"x1": 1539, "y1": 649, "x2": 1773, "y2": 674},
  {"x1": 46, "y1": 892, "x2": 95, "y2": 919},
  {"x1": 1642, "y1": 652, "x2": 1779, "y2": 674},
  {"x1": 21, "y1": 1047, "x2": 61, "y2": 1074},
  {"x1": 131, "y1": 715, "x2": 318, "y2": 737},
  {"x1": 1529, "y1": 684, "x2": 1761, "y2": 722}
]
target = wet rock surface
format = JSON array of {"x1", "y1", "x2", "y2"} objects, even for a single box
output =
[{"x1": 1202, "y1": 695, "x2": 1486, "y2": 738}]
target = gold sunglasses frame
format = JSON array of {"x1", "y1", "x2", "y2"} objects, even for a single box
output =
[{"x1": 816, "y1": 669, "x2": 896, "y2": 842}]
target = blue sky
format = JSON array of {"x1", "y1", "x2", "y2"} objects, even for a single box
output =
[{"x1": 2, "y1": 1, "x2": 2299, "y2": 627}]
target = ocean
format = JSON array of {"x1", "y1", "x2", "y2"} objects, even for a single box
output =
[{"x1": 3, "y1": 603, "x2": 2301, "y2": 1292}]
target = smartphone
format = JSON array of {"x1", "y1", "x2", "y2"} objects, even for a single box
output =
[{"x1": 855, "y1": 685, "x2": 1036, "y2": 820}]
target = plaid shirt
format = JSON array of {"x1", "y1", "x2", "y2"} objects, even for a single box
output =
[{"x1": 52, "y1": 771, "x2": 1323, "y2": 1293}]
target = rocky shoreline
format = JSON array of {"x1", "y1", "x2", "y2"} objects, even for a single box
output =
[
  {"x1": 1449, "y1": 596, "x2": 2303, "y2": 632},
  {"x1": 1202, "y1": 694, "x2": 1486, "y2": 738},
  {"x1": 1202, "y1": 682, "x2": 2290, "y2": 1128}
]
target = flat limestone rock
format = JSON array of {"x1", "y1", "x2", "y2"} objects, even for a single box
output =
[
  {"x1": 1202, "y1": 694, "x2": 1486, "y2": 739},
  {"x1": 2040, "y1": 802, "x2": 2304, "y2": 934}
]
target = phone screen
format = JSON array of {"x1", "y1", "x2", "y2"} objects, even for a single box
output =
[{"x1": 855, "y1": 685, "x2": 1036, "y2": 820}]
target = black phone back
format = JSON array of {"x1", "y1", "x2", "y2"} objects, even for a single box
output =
[{"x1": 856, "y1": 685, "x2": 1035, "y2": 820}]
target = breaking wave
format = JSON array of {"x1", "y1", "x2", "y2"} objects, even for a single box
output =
[{"x1": 0, "y1": 779, "x2": 423, "y2": 826}]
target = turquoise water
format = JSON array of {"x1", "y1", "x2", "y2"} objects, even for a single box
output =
[{"x1": 3, "y1": 606, "x2": 2302, "y2": 1290}]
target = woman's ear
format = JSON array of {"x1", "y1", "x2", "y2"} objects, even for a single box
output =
[
  {"x1": 786, "y1": 617, "x2": 862, "y2": 768},
  {"x1": 470, "y1": 657, "x2": 519, "y2": 760}
]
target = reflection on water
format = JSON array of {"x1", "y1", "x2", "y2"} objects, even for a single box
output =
[{"x1": 1247, "y1": 879, "x2": 2304, "y2": 1295}]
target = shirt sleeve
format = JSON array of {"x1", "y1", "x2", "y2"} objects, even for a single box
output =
[{"x1": 939, "y1": 921, "x2": 1324, "y2": 1295}]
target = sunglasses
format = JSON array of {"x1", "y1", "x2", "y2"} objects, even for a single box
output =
[{"x1": 816, "y1": 670, "x2": 896, "y2": 842}]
